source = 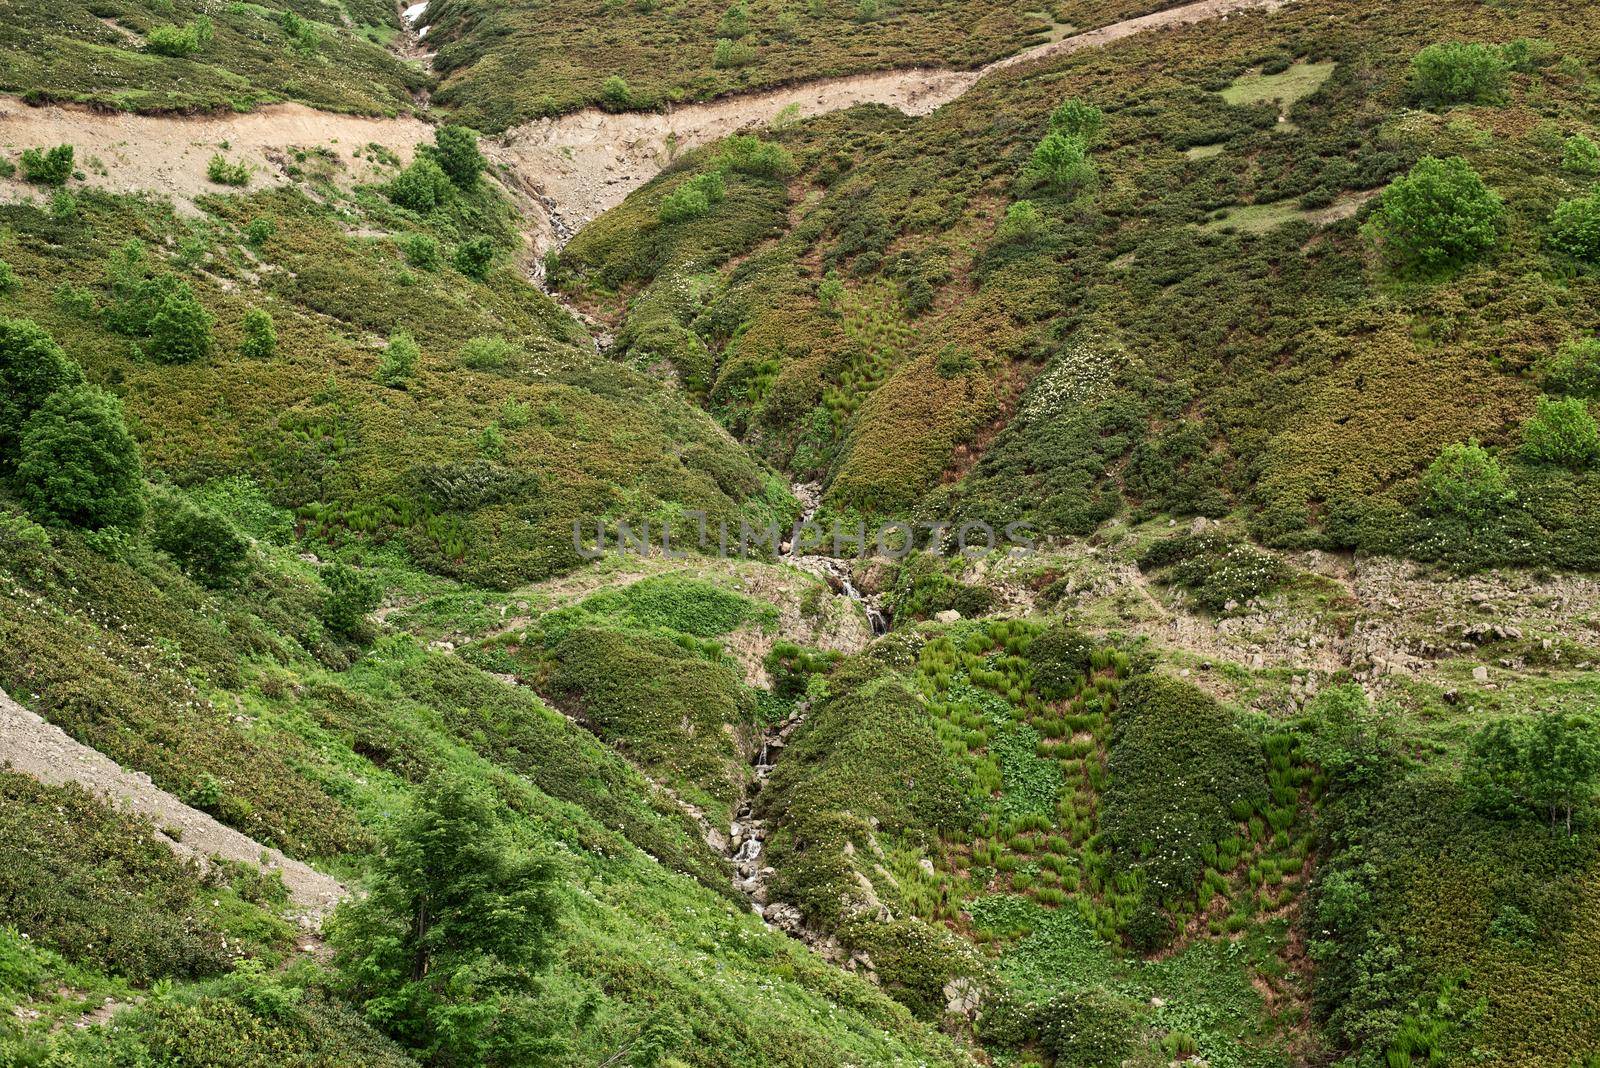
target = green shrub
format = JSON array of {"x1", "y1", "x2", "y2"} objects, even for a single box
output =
[
  {"x1": 1410, "y1": 42, "x2": 1508, "y2": 107},
  {"x1": 1563, "y1": 134, "x2": 1600, "y2": 177},
  {"x1": 1422, "y1": 440, "x2": 1512, "y2": 518},
  {"x1": 719, "y1": 134, "x2": 796, "y2": 177},
  {"x1": 206, "y1": 153, "x2": 250, "y2": 186},
  {"x1": 375, "y1": 329, "x2": 421, "y2": 388},
  {"x1": 1364, "y1": 156, "x2": 1502, "y2": 272},
  {"x1": 1520, "y1": 396, "x2": 1600, "y2": 468},
  {"x1": 1029, "y1": 624, "x2": 1095, "y2": 700},
  {"x1": 458, "y1": 335, "x2": 518, "y2": 369},
  {"x1": 19, "y1": 143, "x2": 73, "y2": 186},
  {"x1": 1137, "y1": 530, "x2": 1291, "y2": 612},
  {"x1": 244, "y1": 216, "x2": 275, "y2": 246},
  {"x1": 1048, "y1": 99, "x2": 1105, "y2": 143},
  {"x1": 453, "y1": 237, "x2": 495, "y2": 280},
  {"x1": 145, "y1": 16, "x2": 214, "y2": 57},
  {"x1": 144, "y1": 281, "x2": 214, "y2": 363},
  {"x1": 0, "y1": 256, "x2": 15, "y2": 292},
  {"x1": 994, "y1": 199, "x2": 1044, "y2": 244},
  {"x1": 387, "y1": 157, "x2": 453, "y2": 212},
  {"x1": 397, "y1": 232, "x2": 441, "y2": 270},
  {"x1": 430, "y1": 125, "x2": 485, "y2": 189},
  {"x1": 151, "y1": 487, "x2": 251, "y2": 587},
  {"x1": 330, "y1": 775, "x2": 561, "y2": 1064},
  {"x1": 16, "y1": 384, "x2": 144, "y2": 531},
  {"x1": 321, "y1": 562, "x2": 382, "y2": 638},
  {"x1": 660, "y1": 171, "x2": 728, "y2": 223},
  {"x1": 713, "y1": 37, "x2": 756, "y2": 68},
  {"x1": 49, "y1": 189, "x2": 77, "y2": 220},
  {"x1": 1538, "y1": 337, "x2": 1600, "y2": 399},
  {"x1": 716, "y1": 1, "x2": 751, "y2": 37},
  {"x1": 0, "y1": 315, "x2": 84, "y2": 462},
  {"x1": 1034, "y1": 988, "x2": 1136, "y2": 1067},
  {"x1": 1466, "y1": 713, "x2": 1600, "y2": 833},
  {"x1": 280, "y1": 9, "x2": 317, "y2": 53},
  {"x1": 1026, "y1": 131, "x2": 1094, "y2": 192},
  {"x1": 240, "y1": 307, "x2": 277, "y2": 360},
  {"x1": 600, "y1": 75, "x2": 633, "y2": 111},
  {"x1": 1500, "y1": 37, "x2": 1555, "y2": 73},
  {"x1": 1547, "y1": 193, "x2": 1600, "y2": 265}
]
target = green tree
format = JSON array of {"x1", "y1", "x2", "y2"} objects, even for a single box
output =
[
  {"x1": 1521, "y1": 395, "x2": 1600, "y2": 468},
  {"x1": 151, "y1": 487, "x2": 250, "y2": 587},
  {"x1": 659, "y1": 171, "x2": 725, "y2": 223},
  {"x1": 16, "y1": 385, "x2": 144, "y2": 531},
  {"x1": 1547, "y1": 192, "x2": 1600, "y2": 265},
  {"x1": 144, "y1": 281, "x2": 214, "y2": 364},
  {"x1": 389, "y1": 158, "x2": 453, "y2": 213},
  {"x1": 1048, "y1": 99, "x2": 1105, "y2": 143},
  {"x1": 1538, "y1": 337, "x2": 1600, "y2": 399},
  {"x1": 1364, "y1": 156, "x2": 1502, "y2": 272},
  {"x1": 431, "y1": 126, "x2": 485, "y2": 189},
  {"x1": 330, "y1": 776, "x2": 562, "y2": 1065},
  {"x1": 600, "y1": 75, "x2": 632, "y2": 112},
  {"x1": 1468, "y1": 713, "x2": 1600, "y2": 834},
  {"x1": 240, "y1": 308, "x2": 276, "y2": 360},
  {"x1": 1410, "y1": 42, "x2": 1508, "y2": 107},
  {"x1": 20, "y1": 144, "x2": 74, "y2": 186},
  {"x1": 453, "y1": 238, "x2": 495, "y2": 280},
  {"x1": 1421, "y1": 440, "x2": 1512, "y2": 519},
  {"x1": 0, "y1": 316, "x2": 84, "y2": 462},
  {"x1": 376, "y1": 329, "x2": 421, "y2": 388},
  {"x1": 1026, "y1": 132, "x2": 1094, "y2": 192}
]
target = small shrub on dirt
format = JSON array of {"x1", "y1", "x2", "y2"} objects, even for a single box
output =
[
  {"x1": 20, "y1": 144, "x2": 73, "y2": 186},
  {"x1": 430, "y1": 124, "x2": 484, "y2": 189},
  {"x1": 1137, "y1": 530, "x2": 1291, "y2": 612},
  {"x1": 206, "y1": 154, "x2": 250, "y2": 186}
]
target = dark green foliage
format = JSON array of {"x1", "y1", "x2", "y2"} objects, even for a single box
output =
[
  {"x1": 1048, "y1": 98, "x2": 1105, "y2": 143},
  {"x1": 453, "y1": 237, "x2": 496, "y2": 280},
  {"x1": 151, "y1": 487, "x2": 251, "y2": 588},
  {"x1": 0, "y1": 316, "x2": 84, "y2": 462},
  {"x1": 1034, "y1": 988, "x2": 1137, "y2": 1067},
  {"x1": 886, "y1": 552, "x2": 996, "y2": 623},
  {"x1": 399, "y1": 232, "x2": 443, "y2": 270},
  {"x1": 431, "y1": 126, "x2": 485, "y2": 189},
  {"x1": 240, "y1": 307, "x2": 276, "y2": 360},
  {"x1": 1364, "y1": 156, "x2": 1502, "y2": 272},
  {"x1": 1520, "y1": 396, "x2": 1600, "y2": 469},
  {"x1": 145, "y1": 16, "x2": 215, "y2": 57},
  {"x1": 1027, "y1": 623, "x2": 1095, "y2": 700},
  {"x1": 145, "y1": 281, "x2": 215, "y2": 363},
  {"x1": 19, "y1": 144, "x2": 73, "y2": 186},
  {"x1": 660, "y1": 170, "x2": 727, "y2": 223},
  {"x1": 1466, "y1": 713, "x2": 1600, "y2": 834},
  {"x1": 321, "y1": 562, "x2": 382, "y2": 639},
  {"x1": 0, "y1": 771, "x2": 252, "y2": 984},
  {"x1": 1565, "y1": 134, "x2": 1600, "y2": 177},
  {"x1": 1409, "y1": 42, "x2": 1508, "y2": 107},
  {"x1": 15, "y1": 384, "x2": 144, "y2": 531},
  {"x1": 1421, "y1": 440, "x2": 1512, "y2": 519},
  {"x1": 331, "y1": 775, "x2": 562, "y2": 1066},
  {"x1": 1136, "y1": 530, "x2": 1291, "y2": 612},
  {"x1": 1102, "y1": 676, "x2": 1265, "y2": 934},
  {"x1": 389, "y1": 158, "x2": 454, "y2": 213},
  {"x1": 1547, "y1": 192, "x2": 1600, "y2": 265}
]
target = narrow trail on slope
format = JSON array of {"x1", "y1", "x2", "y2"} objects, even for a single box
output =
[
  {"x1": 0, "y1": 686, "x2": 347, "y2": 925},
  {"x1": 0, "y1": 0, "x2": 1290, "y2": 255}
]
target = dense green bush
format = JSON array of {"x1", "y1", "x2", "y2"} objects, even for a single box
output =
[
  {"x1": 398, "y1": 231, "x2": 442, "y2": 270},
  {"x1": 1136, "y1": 530, "x2": 1291, "y2": 612},
  {"x1": 145, "y1": 281, "x2": 215, "y2": 363},
  {"x1": 0, "y1": 315, "x2": 84, "y2": 462},
  {"x1": 1564, "y1": 134, "x2": 1600, "y2": 177},
  {"x1": 15, "y1": 384, "x2": 144, "y2": 531},
  {"x1": 388, "y1": 158, "x2": 454, "y2": 213},
  {"x1": 660, "y1": 171, "x2": 727, "y2": 223},
  {"x1": 1409, "y1": 42, "x2": 1508, "y2": 107},
  {"x1": 19, "y1": 144, "x2": 73, "y2": 186},
  {"x1": 1102, "y1": 676, "x2": 1265, "y2": 933},
  {"x1": 1520, "y1": 396, "x2": 1600, "y2": 468},
  {"x1": 431, "y1": 125, "x2": 485, "y2": 189},
  {"x1": 1028, "y1": 623, "x2": 1096, "y2": 700},
  {"x1": 151, "y1": 487, "x2": 251, "y2": 587},
  {"x1": 1048, "y1": 98, "x2": 1105, "y2": 143},
  {"x1": 206, "y1": 153, "x2": 250, "y2": 186},
  {"x1": 453, "y1": 237, "x2": 496, "y2": 280},
  {"x1": 1547, "y1": 193, "x2": 1600, "y2": 265},
  {"x1": 375, "y1": 329, "x2": 421, "y2": 388},
  {"x1": 331, "y1": 775, "x2": 562, "y2": 1066},
  {"x1": 886, "y1": 552, "x2": 995, "y2": 623},
  {"x1": 1421, "y1": 440, "x2": 1512, "y2": 518},
  {"x1": 321, "y1": 562, "x2": 382, "y2": 639},
  {"x1": 240, "y1": 307, "x2": 277, "y2": 360},
  {"x1": 1538, "y1": 337, "x2": 1600, "y2": 398},
  {"x1": 1034, "y1": 989, "x2": 1136, "y2": 1067},
  {"x1": 1026, "y1": 131, "x2": 1094, "y2": 192},
  {"x1": 719, "y1": 134, "x2": 796, "y2": 178},
  {"x1": 146, "y1": 16, "x2": 214, "y2": 57},
  {"x1": 1364, "y1": 156, "x2": 1502, "y2": 272},
  {"x1": 1466, "y1": 713, "x2": 1600, "y2": 833},
  {"x1": 600, "y1": 74, "x2": 633, "y2": 111}
]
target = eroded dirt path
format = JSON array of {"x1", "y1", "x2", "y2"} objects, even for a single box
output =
[
  {"x1": 1, "y1": 0, "x2": 1290, "y2": 251},
  {"x1": 0, "y1": 686, "x2": 347, "y2": 923}
]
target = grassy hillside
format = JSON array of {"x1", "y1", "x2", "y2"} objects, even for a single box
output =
[
  {"x1": 0, "y1": 0, "x2": 425, "y2": 114},
  {"x1": 556, "y1": 0, "x2": 1600, "y2": 573}
]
